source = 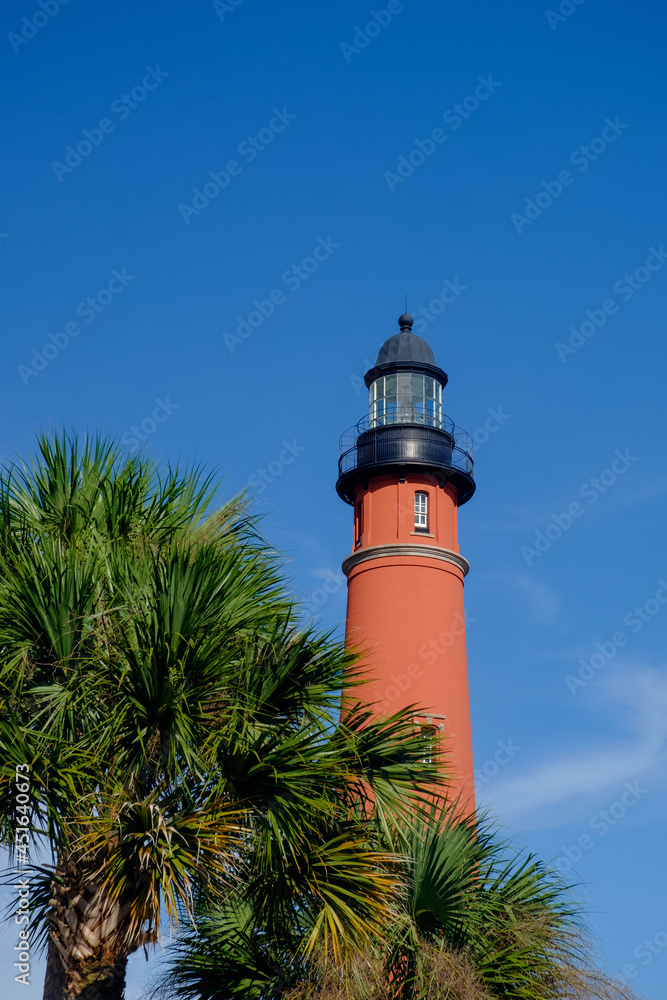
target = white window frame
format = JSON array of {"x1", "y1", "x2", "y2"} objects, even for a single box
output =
[{"x1": 414, "y1": 491, "x2": 429, "y2": 531}]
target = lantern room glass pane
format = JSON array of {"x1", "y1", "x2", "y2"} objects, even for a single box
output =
[{"x1": 368, "y1": 373, "x2": 443, "y2": 428}]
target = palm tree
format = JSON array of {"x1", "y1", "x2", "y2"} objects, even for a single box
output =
[
  {"x1": 0, "y1": 433, "x2": 440, "y2": 1000},
  {"x1": 160, "y1": 805, "x2": 640, "y2": 1000}
]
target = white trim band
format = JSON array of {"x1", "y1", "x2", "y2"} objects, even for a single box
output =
[{"x1": 342, "y1": 543, "x2": 469, "y2": 577}]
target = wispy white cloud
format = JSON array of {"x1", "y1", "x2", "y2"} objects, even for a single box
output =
[
  {"x1": 617, "y1": 476, "x2": 667, "y2": 507},
  {"x1": 479, "y1": 663, "x2": 667, "y2": 830}
]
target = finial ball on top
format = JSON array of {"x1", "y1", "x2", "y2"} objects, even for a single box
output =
[{"x1": 398, "y1": 313, "x2": 414, "y2": 331}]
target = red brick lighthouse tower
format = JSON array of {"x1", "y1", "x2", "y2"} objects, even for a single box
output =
[{"x1": 336, "y1": 313, "x2": 476, "y2": 807}]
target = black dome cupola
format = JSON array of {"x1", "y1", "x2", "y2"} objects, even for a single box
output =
[{"x1": 364, "y1": 312, "x2": 449, "y2": 388}]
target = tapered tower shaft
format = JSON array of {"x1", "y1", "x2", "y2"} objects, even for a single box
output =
[{"x1": 336, "y1": 314, "x2": 476, "y2": 807}]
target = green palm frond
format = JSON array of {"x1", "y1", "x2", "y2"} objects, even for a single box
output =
[{"x1": 79, "y1": 784, "x2": 243, "y2": 937}]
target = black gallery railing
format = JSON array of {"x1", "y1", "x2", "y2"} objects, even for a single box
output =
[{"x1": 338, "y1": 414, "x2": 474, "y2": 479}]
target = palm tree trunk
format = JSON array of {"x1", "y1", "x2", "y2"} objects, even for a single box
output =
[
  {"x1": 42, "y1": 862, "x2": 131, "y2": 1000},
  {"x1": 42, "y1": 933, "x2": 128, "y2": 1000}
]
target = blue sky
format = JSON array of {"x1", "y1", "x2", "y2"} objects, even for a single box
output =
[{"x1": 2, "y1": 0, "x2": 667, "y2": 994}]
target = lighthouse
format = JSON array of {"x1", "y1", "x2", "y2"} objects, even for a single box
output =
[{"x1": 337, "y1": 313, "x2": 476, "y2": 807}]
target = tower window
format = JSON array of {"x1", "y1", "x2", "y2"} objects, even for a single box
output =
[
  {"x1": 414, "y1": 491, "x2": 429, "y2": 531},
  {"x1": 355, "y1": 500, "x2": 363, "y2": 547},
  {"x1": 413, "y1": 723, "x2": 441, "y2": 764},
  {"x1": 413, "y1": 715, "x2": 445, "y2": 763}
]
